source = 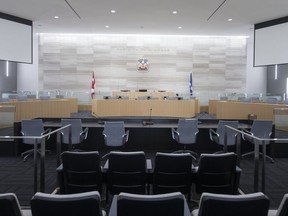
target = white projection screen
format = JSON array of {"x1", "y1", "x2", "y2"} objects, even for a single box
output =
[
  {"x1": 254, "y1": 16, "x2": 288, "y2": 67},
  {"x1": 0, "y1": 12, "x2": 32, "y2": 64}
]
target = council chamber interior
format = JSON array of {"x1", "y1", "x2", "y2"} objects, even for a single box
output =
[{"x1": 1, "y1": 2, "x2": 288, "y2": 216}]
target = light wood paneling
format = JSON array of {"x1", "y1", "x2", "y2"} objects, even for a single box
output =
[
  {"x1": 215, "y1": 101, "x2": 288, "y2": 120},
  {"x1": 92, "y1": 99, "x2": 196, "y2": 118}
]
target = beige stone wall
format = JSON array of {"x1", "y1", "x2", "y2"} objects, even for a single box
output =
[{"x1": 38, "y1": 34, "x2": 247, "y2": 96}]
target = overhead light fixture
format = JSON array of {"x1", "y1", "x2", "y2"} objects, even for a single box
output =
[
  {"x1": 54, "y1": 16, "x2": 59, "y2": 19},
  {"x1": 178, "y1": 26, "x2": 182, "y2": 29},
  {"x1": 228, "y1": 18, "x2": 232, "y2": 22},
  {"x1": 172, "y1": 11, "x2": 177, "y2": 14},
  {"x1": 111, "y1": 10, "x2": 116, "y2": 13},
  {"x1": 105, "y1": 25, "x2": 109, "y2": 28}
]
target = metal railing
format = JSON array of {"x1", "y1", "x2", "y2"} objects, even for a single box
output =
[
  {"x1": 224, "y1": 125, "x2": 288, "y2": 193},
  {"x1": 0, "y1": 124, "x2": 72, "y2": 193}
]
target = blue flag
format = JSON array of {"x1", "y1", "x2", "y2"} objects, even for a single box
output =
[{"x1": 189, "y1": 72, "x2": 193, "y2": 95}]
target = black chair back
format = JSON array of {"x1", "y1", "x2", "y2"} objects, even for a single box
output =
[
  {"x1": 31, "y1": 191, "x2": 104, "y2": 216},
  {"x1": 153, "y1": 152, "x2": 193, "y2": 195},
  {"x1": 117, "y1": 192, "x2": 185, "y2": 216},
  {"x1": 107, "y1": 151, "x2": 146, "y2": 195},
  {"x1": 0, "y1": 193, "x2": 23, "y2": 216},
  {"x1": 195, "y1": 152, "x2": 237, "y2": 194},
  {"x1": 61, "y1": 151, "x2": 102, "y2": 194},
  {"x1": 194, "y1": 192, "x2": 269, "y2": 216}
]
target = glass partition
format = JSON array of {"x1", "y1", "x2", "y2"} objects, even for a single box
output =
[{"x1": 0, "y1": 105, "x2": 15, "y2": 129}]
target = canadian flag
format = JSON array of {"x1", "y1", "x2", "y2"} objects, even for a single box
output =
[{"x1": 91, "y1": 72, "x2": 95, "y2": 99}]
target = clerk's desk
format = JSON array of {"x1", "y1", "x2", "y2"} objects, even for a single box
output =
[
  {"x1": 0, "y1": 98, "x2": 77, "y2": 122},
  {"x1": 92, "y1": 99, "x2": 197, "y2": 118},
  {"x1": 215, "y1": 101, "x2": 288, "y2": 120}
]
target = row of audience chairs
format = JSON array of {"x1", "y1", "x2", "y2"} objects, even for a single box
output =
[
  {"x1": 57, "y1": 151, "x2": 241, "y2": 202},
  {"x1": 2, "y1": 190, "x2": 288, "y2": 216}
]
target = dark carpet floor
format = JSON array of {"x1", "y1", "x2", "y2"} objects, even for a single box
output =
[{"x1": 0, "y1": 152, "x2": 288, "y2": 211}]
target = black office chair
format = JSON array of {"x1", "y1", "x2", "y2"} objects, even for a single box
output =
[
  {"x1": 242, "y1": 120, "x2": 274, "y2": 163},
  {"x1": 31, "y1": 191, "x2": 105, "y2": 216},
  {"x1": 209, "y1": 120, "x2": 239, "y2": 153},
  {"x1": 191, "y1": 192, "x2": 269, "y2": 216},
  {"x1": 21, "y1": 119, "x2": 51, "y2": 162},
  {"x1": 193, "y1": 152, "x2": 239, "y2": 195},
  {"x1": 61, "y1": 119, "x2": 88, "y2": 150},
  {"x1": 0, "y1": 193, "x2": 23, "y2": 216},
  {"x1": 115, "y1": 192, "x2": 187, "y2": 216},
  {"x1": 106, "y1": 151, "x2": 147, "y2": 202},
  {"x1": 57, "y1": 151, "x2": 102, "y2": 194},
  {"x1": 171, "y1": 118, "x2": 199, "y2": 160},
  {"x1": 272, "y1": 193, "x2": 288, "y2": 216},
  {"x1": 153, "y1": 152, "x2": 193, "y2": 200}
]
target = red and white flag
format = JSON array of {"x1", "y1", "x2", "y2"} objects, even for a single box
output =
[{"x1": 91, "y1": 72, "x2": 95, "y2": 99}]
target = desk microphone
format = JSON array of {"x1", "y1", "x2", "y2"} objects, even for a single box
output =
[{"x1": 143, "y1": 108, "x2": 154, "y2": 126}]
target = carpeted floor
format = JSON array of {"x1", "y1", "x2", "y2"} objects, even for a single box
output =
[{"x1": 0, "y1": 152, "x2": 288, "y2": 211}]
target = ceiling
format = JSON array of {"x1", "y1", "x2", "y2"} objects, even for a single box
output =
[{"x1": 1, "y1": 0, "x2": 288, "y2": 36}]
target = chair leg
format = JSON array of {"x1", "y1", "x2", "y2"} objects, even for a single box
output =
[{"x1": 242, "y1": 151, "x2": 274, "y2": 163}]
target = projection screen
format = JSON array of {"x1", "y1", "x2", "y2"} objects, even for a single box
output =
[
  {"x1": 254, "y1": 16, "x2": 288, "y2": 67},
  {"x1": 0, "y1": 12, "x2": 32, "y2": 64}
]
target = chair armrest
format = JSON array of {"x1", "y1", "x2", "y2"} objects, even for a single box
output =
[
  {"x1": 56, "y1": 164, "x2": 64, "y2": 193},
  {"x1": 80, "y1": 127, "x2": 89, "y2": 140},
  {"x1": 241, "y1": 129, "x2": 253, "y2": 141},
  {"x1": 171, "y1": 128, "x2": 179, "y2": 141},
  {"x1": 209, "y1": 128, "x2": 218, "y2": 141},
  {"x1": 122, "y1": 130, "x2": 130, "y2": 143},
  {"x1": 42, "y1": 128, "x2": 52, "y2": 140}
]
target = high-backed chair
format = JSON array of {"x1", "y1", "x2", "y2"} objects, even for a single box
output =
[
  {"x1": 31, "y1": 191, "x2": 106, "y2": 216},
  {"x1": 39, "y1": 95, "x2": 50, "y2": 100},
  {"x1": 270, "y1": 193, "x2": 288, "y2": 216},
  {"x1": 193, "y1": 152, "x2": 239, "y2": 195},
  {"x1": 209, "y1": 120, "x2": 239, "y2": 153},
  {"x1": 153, "y1": 152, "x2": 193, "y2": 200},
  {"x1": 57, "y1": 151, "x2": 102, "y2": 194},
  {"x1": 102, "y1": 121, "x2": 129, "y2": 149},
  {"x1": 112, "y1": 192, "x2": 189, "y2": 216},
  {"x1": 61, "y1": 119, "x2": 88, "y2": 150},
  {"x1": 16, "y1": 95, "x2": 28, "y2": 101},
  {"x1": 242, "y1": 120, "x2": 274, "y2": 163},
  {"x1": 191, "y1": 192, "x2": 269, "y2": 216},
  {"x1": 220, "y1": 96, "x2": 228, "y2": 100},
  {"x1": 0, "y1": 193, "x2": 23, "y2": 216},
  {"x1": 172, "y1": 118, "x2": 199, "y2": 159},
  {"x1": 106, "y1": 151, "x2": 147, "y2": 202},
  {"x1": 0, "y1": 98, "x2": 9, "y2": 102},
  {"x1": 21, "y1": 119, "x2": 51, "y2": 162}
]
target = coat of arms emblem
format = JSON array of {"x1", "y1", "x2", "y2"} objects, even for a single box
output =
[{"x1": 137, "y1": 58, "x2": 149, "y2": 70}]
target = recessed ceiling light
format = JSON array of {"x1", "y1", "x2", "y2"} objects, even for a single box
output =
[
  {"x1": 178, "y1": 26, "x2": 182, "y2": 29},
  {"x1": 54, "y1": 16, "x2": 59, "y2": 19},
  {"x1": 228, "y1": 18, "x2": 232, "y2": 22},
  {"x1": 172, "y1": 11, "x2": 177, "y2": 14},
  {"x1": 111, "y1": 10, "x2": 116, "y2": 13},
  {"x1": 105, "y1": 25, "x2": 110, "y2": 28}
]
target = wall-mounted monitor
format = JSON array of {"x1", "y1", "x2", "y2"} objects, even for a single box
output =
[
  {"x1": 0, "y1": 12, "x2": 33, "y2": 64},
  {"x1": 254, "y1": 16, "x2": 288, "y2": 66}
]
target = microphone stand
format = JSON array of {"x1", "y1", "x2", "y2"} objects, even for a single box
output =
[{"x1": 143, "y1": 108, "x2": 154, "y2": 125}]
